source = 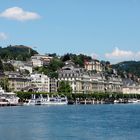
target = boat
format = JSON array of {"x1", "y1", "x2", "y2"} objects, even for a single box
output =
[
  {"x1": 39, "y1": 94, "x2": 68, "y2": 105},
  {"x1": 114, "y1": 100, "x2": 120, "y2": 103},
  {"x1": 128, "y1": 99, "x2": 140, "y2": 104},
  {"x1": 0, "y1": 87, "x2": 19, "y2": 106},
  {"x1": 24, "y1": 99, "x2": 36, "y2": 105},
  {"x1": 36, "y1": 94, "x2": 68, "y2": 105},
  {"x1": 23, "y1": 94, "x2": 68, "y2": 105},
  {"x1": 0, "y1": 97, "x2": 9, "y2": 106},
  {"x1": 24, "y1": 94, "x2": 39, "y2": 105}
]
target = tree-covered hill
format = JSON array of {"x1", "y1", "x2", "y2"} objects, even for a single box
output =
[
  {"x1": 0, "y1": 45, "x2": 38, "y2": 61},
  {"x1": 112, "y1": 61, "x2": 140, "y2": 78}
]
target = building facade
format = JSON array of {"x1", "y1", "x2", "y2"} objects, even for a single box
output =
[
  {"x1": 122, "y1": 79, "x2": 140, "y2": 94},
  {"x1": 49, "y1": 78, "x2": 58, "y2": 93},
  {"x1": 31, "y1": 54, "x2": 53, "y2": 67},
  {"x1": 84, "y1": 59, "x2": 103, "y2": 72},
  {"x1": 58, "y1": 62, "x2": 123, "y2": 93},
  {"x1": 30, "y1": 73, "x2": 58, "y2": 93},
  {"x1": 58, "y1": 61, "x2": 84, "y2": 93},
  {"x1": 5, "y1": 72, "x2": 31, "y2": 92},
  {"x1": 30, "y1": 73, "x2": 50, "y2": 92}
]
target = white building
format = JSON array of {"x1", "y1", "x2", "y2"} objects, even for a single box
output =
[
  {"x1": 123, "y1": 86, "x2": 140, "y2": 94},
  {"x1": 30, "y1": 73, "x2": 50, "y2": 92},
  {"x1": 84, "y1": 59, "x2": 103, "y2": 72},
  {"x1": 31, "y1": 54, "x2": 53, "y2": 67},
  {"x1": 122, "y1": 79, "x2": 140, "y2": 94},
  {"x1": 20, "y1": 63, "x2": 33, "y2": 74},
  {"x1": 11, "y1": 60, "x2": 33, "y2": 74}
]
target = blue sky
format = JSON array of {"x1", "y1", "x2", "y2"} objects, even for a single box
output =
[{"x1": 0, "y1": 0, "x2": 140, "y2": 63}]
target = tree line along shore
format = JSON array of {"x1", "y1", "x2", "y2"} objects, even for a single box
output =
[{"x1": 17, "y1": 91, "x2": 140, "y2": 104}]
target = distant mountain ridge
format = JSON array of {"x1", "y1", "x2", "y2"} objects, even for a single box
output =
[{"x1": 0, "y1": 45, "x2": 38, "y2": 61}]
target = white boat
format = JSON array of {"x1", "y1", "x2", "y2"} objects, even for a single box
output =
[
  {"x1": 114, "y1": 100, "x2": 120, "y2": 103},
  {"x1": 128, "y1": 99, "x2": 140, "y2": 103},
  {"x1": 0, "y1": 87, "x2": 19, "y2": 106},
  {"x1": 41, "y1": 94, "x2": 68, "y2": 105},
  {"x1": 24, "y1": 94, "x2": 68, "y2": 105},
  {"x1": 4, "y1": 92, "x2": 19, "y2": 105},
  {"x1": 24, "y1": 94, "x2": 39, "y2": 105},
  {"x1": 24, "y1": 99, "x2": 36, "y2": 105},
  {"x1": 0, "y1": 97, "x2": 9, "y2": 106},
  {"x1": 38, "y1": 94, "x2": 68, "y2": 105}
]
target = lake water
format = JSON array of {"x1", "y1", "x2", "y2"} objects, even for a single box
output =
[{"x1": 0, "y1": 104, "x2": 140, "y2": 140}]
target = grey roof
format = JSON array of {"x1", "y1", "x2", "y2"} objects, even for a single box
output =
[{"x1": 123, "y1": 78, "x2": 138, "y2": 86}]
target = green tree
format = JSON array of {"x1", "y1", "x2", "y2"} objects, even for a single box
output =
[
  {"x1": 35, "y1": 58, "x2": 64, "y2": 78},
  {"x1": 71, "y1": 54, "x2": 92, "y2": 67},
  {"x1": 58, "y1": 81, "x2": 72, "y2": 93},
  {"x1": 0, "y1": 78, "x2": 9, "y2": 91},
  {"x1": 0, "y1": 58, "x2": 4, "y2": 72},
  {"x1": 61, "y1": 53, "x2": 71, "y2": 62},
  {"x1": 3, "y1": 63, "x2": 14, "y2": 71},
  {"x1": 48, "y1": 58, "x2": 64, "y2": 71}
]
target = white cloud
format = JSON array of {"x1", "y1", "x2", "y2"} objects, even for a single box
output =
[
  {"x1": 135, "y1": 51, "x2": 140, "y2": 59},
  {"x1": 105, "y1": 47, "x2": 134, "y2": 59},
  {"x1": 0, "y1": 32, "x2": 7, "y2": 40},
  {"x1": 105, "y1": 47, "x2": 140, "y2": 63},
  {"x1": 90, "y1": 53, "x2": 99, "y2": 59},
  {"x1": 0, "y1": 7, "x2": 40, "y2": 21}
]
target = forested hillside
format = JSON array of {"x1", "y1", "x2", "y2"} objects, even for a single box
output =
[
  {"x1": 0, "y1": 45, "x2": 38, "y2": 61},
  {"x1": 112, "y1": 61, "x2": 140, "y2": 78}
]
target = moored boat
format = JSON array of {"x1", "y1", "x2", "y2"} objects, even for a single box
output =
[
  {"x1": 24, "y1": 94, "x2": 68, "y2": 105},
  {"x1": 0, "y1": 97, "x2": 9, "y2": 106},
  {"x1": 0, "y1": 87, "x2": 19, "y2": 106},
  {"x1": 23, "y1": 94, "x2": 37, "y2": 105},
  {"x1": 128, "y1": 99, "x2": 140, "y2": 104},
  {"x1": 40, "y1": 94, "x2": 68, "y2": 105}
]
